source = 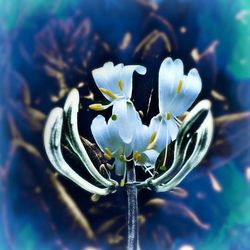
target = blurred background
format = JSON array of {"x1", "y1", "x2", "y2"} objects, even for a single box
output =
[{"x1": 0, "y1": 0, "x2": 250, "y2": 249}]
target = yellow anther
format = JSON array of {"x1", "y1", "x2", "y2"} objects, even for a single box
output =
[
  {"x1": 120, "y1": 179, "x2": 125, "y2": 187},
  {"x1": 149, "y1": 131, "x2": 157, "y2": 144},
  {"x1": 147, "y1": 131, "x2": 157, "y2": 150},
  {"x1": 176, "y1": 79, "x2": 183, "y2": 94},
  {"x1": 99, "y1": 87, "x2": 117, "y2": 100},
  {"x1": 104, "y1": 148, "x2": 112, "y2": 160},
  {"x1": 133, "y1": 151, "x2": 142, "y2": 162},
  {"x1": 165, "y1": 112, "x2": 171, "y2": 120},
  {"x1": 89, "y1": 103, "x2": 104, "y2": 111},
  {"x1": 147, "y1": 142, "x2": 156, "y2": 150},
  {"x1": 118, "y1": 80, "x2": 123, "y2": 91}
]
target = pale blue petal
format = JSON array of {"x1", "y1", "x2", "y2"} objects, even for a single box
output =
[
  {"x1": 158, "y1": 57, "x2": 176, "y2": 114},
  {"x1": 168, "y1": 119, "x2": 179, "y2": 141},
  {"x1": 154, "y1": 119, "x2": 171, "y2": 153},
  {"x1": 169, "y1": 68, "x2": 202, "y2": 116},
  {"x1": 133, "y1": 123, "x2": 151, "y2": 152},
  {"x1": 114, "y1": 159, "x2": 126, "y2": 176},
  {"x1": 142, "y1": 149, "x2": 159, "y2": 166},
  {"x1": 120, "y1": 65, "x2": 146, "y2": 98},
  {"x1": 112, "y1": 99, "x2": 138, "y2": 144},
  {"x1": 92, "y1": 62, "x2": 146, "y2": 101},
  {"x1": 90, "y1": 115, "x2": 110, "y2": 153}
]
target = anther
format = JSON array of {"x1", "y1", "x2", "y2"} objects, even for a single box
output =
[
  {"x1": 176, "y1": 79, "x2": 183, "y2": 94},
  {"x1": 165, "y1": 112, "x2": 171, "y2": 120},
  {"x1": 99, "y1": 87, "x2": 117, "y2": 99},
  {"x1": 120, "y1": 179, "x2": 125, "y2": 187},
  {"x1": 147, "y1": 131, "x2": 157, "y2": 150},
  {"x1": 89, "y1": 103, "x2": 104, "y2": 111},
  {"x1": 104, "y1": 148, "x2": 112, "y2": 160},
  {"x1": 133, "y1": 151, "x2": 142, "y2": 162},
  {"x1": 118, "y1": 80, "x2": 123, "y2": 91}
]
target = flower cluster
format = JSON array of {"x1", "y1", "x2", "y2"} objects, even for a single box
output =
[{"x1": 90, "y1": 57, "x2": 202, "y2": 176}]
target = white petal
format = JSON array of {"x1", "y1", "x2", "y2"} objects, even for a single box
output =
[
  {"x1": 120, "y1": 65, "x2": 146, "y2": 98},
  {"x1": 90, "y1": 115, "x2": 110, "y2": 153},
  {"x1": 133, "y1": 123, "x2": 151, "y2": 152},
  {"x1": 149, "y1": 114, "x2": 161, "y2": 132},
  {"x1": 174, "y1": 59, "x2": 184, "y2": 76},
  {"x1": 106, "y1": 118, "x2": 124, "y2": 153},
  {"x1": 167, "y1": 119, "x2": 179, "y2": 141},
  {"x1": 112, "y1": 99, "x2": 138, "y2": 144},
  {"x1": 159, "y1": 57, "x2": 184, "y2": 114},
  {"x1": 142, "y1": 149, "x2": 159, "y2": 166},
  {"x1": 114, "y1": 159, "x2": 126, "y2": 176},
  {"x1": 92, "y1": 62, "x2": 146, "y2": 101},
  {"x1": 154, "y1": 119, "x2": 171, "y2": 153},
  {"x1": 169, "y1": 68, "x2": 202, "y2": 116},
  {"x1": 92, "y1": 62, "x2": 120, "y2": 101}
]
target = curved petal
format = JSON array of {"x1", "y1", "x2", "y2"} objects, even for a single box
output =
[
  {"x1": 158, "y1": 57, "x2": 184, "y2": 114},
  {"x1": 153, "y1": 119, "x2": 171, "y2": 153},
  {"x1": 167, "y1": 118, "x2": 179, "y2": 141},
  {"x1": 90, "y1": 115, "x2": 110, "y2": 152},
  {"x1": 92, "y1": 62, "x2": 146, "y2": 101},
  {"x1": 133, "y1": 123, "x2": 151, "y2": 152},
  {"x1": 120, "y1": 65, "x2": 146, "y2": 98},
  {"x1": 107, "y1": 118, "x2": 125, "y2": 153},
  {"x1": 112, "y1": 99, "x2": 139, "y2": 144},
  {"x1": 114, "y1": 159, "x2": 126, "y2": 176},
  {"x1": 169, "y1": 68, "x2": 202, "y2": 116},
  {"x1": 142, "y1": 149, "x2": 159, "y2": 166}
]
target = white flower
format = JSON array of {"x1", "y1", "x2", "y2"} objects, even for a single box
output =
[
  {"x1": 152, "y1": 57, "x2": 202, "y2": 153},
  {"x1": 91, "y1": 100, "x2": 142, "y2": 175},
  {"x1": 132, "y1": 120, "x2": 159, "y2": 168},
  {"x1": 89, "y1": 62, "x2": 146, "y2": 111},
  {"x1": 90, "y1": 57, "x2": 202, "y2": 175}
]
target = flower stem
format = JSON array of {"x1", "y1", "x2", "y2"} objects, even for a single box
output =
[{"x1": 126, "y1": 162, "x2": 139, "y2": 250}]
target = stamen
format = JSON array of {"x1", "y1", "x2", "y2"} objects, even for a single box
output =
[
  {"x1": 146, "y1": 131, "x2": 157, "y2": 150},
  {"x1": 165, "y1": 112, "x2": 171, "y2": 120},
  {"x1": 120, "y1": 179, "x2": 125, "y2": 187},
  {"x1": 176, "y1": 79, "x2": 183, "y2": 94},
  {"x1": 118, "y1": 80, "x2": 123, "y2": 91},
  {"x1": 89, "y1": 103, "x2": 104, "y2": 111},
  {"x1": 99, "y1": 87, "x2": 117, "y2": 99},
  {"x1": 149, "y1": 131, "x2": 157, "y2": 143},
  {"x1": 147, "y1": 141, "x2": 155, "y2": 150},
  {"x1": 133, "y1": 151, "x2": 142, "y2": 162},
  {"x1": 120, "y1": 161, "x2": 127, "y2": 187},
  {"x1": 104, "y1": 147, "x2": 112, "y2": 160}
]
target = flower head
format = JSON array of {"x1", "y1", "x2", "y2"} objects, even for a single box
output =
[
  {"x1": 91, "y1": 99, "x2": 143, "y2": 175},
  {"x1": 152, "y1": 57, "x2": 202, "y2": 153},
  {"x1": 89, "y1": 62, "x2": 146, "y2": 110},
  {"x1": 90, "y1": 57, "x2": 202, "y2": 175}
]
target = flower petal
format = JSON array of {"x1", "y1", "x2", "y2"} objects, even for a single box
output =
[
  {"x1": 120, "y1": 65, "x2": 146, "y2": 98},
  {"x1": 90, "y1": 115, "x2": 110, "y2": 153},
  {"x1": 142, "y1": 149, "x2": 159, "y2": 166},
  {"x1": 112, "y1": 99, "x2": 139, "y2": 144},
  {"x1": 158, "y1": 57, "x2": 184, "y2": 114},
  {"x1": 168, "y1": 119, "x2": 179, "y2": 141},
  {"x1": 92, "y1": 62, "x2": 119, "y2": 101},
  {"x1": 133, "y1": 123, "x2": 151, "y2": 152},
  {"x1": 169, "y1": 68, "x2": 202, "y2": 116},
  {"x1": 153, "y1": 119, "x2": 171, "y2": 153},
  {"x1": 92, "y1": 62, "x2": 146, "y2": 101},
  {"x1": 114, "y1": 159, "x2": 126, "y2": 176}
]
